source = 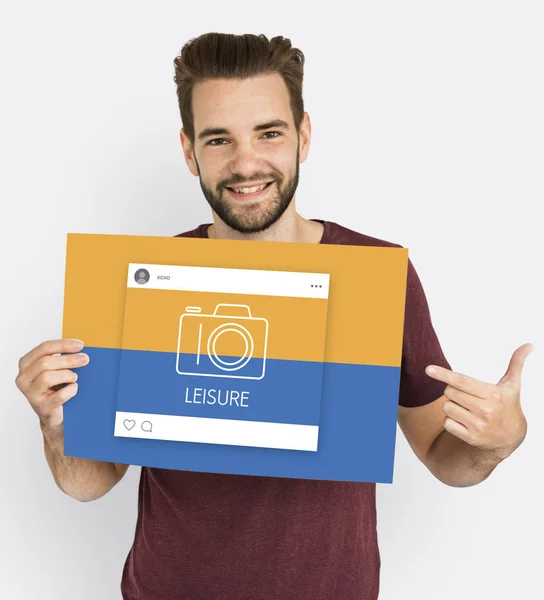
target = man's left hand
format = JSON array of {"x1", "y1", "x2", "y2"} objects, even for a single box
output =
[{"x1": 425, "y1": 343, "x2": 533, "y2": 459}]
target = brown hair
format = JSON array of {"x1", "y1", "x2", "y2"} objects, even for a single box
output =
[{"x1": 173, "y1": 33, "x2": 305, "y2": 145}]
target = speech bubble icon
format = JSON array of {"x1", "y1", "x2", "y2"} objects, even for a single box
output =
[{"x1": 141, "y1": 420, "x2": 153, "y2": 433}]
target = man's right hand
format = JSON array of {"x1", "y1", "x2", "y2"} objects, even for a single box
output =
[
  {"x1": 15, "y1": 338, "x2": 128, "y2": 501},
  {"x1": 15, "y1": 338, "x2": 90, "y2": 433}
]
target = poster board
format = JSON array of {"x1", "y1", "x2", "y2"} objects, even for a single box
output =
[{"x1": 62, "y1": 233, "x2": 408, "y2": 483}]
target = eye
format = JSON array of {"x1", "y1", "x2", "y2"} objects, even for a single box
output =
[{"x1": 206, "y1": 131, "x2": 282, "y2": 146}]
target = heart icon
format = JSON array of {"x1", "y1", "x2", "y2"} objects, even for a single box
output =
[{"x1": 123, "y1": 419, "x2": 136, "y2": 431}]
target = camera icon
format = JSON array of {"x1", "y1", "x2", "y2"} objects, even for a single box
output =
[{"x1": 175, "y1": 304, "x2": 269, "y2": 380}]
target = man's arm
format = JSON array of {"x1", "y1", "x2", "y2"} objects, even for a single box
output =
[
  {"x1": 398, "y1": 397, "x2": 508, "y2": 487},
  {"x1": 16, "y1": 338, "x2": 130, "y2": 502},
  {"x1": 41, "y1": 422, "x2": 129, "y2": 502},
  {"x1": 398, "y1": 344, "x2": 532, "y2": 487}
]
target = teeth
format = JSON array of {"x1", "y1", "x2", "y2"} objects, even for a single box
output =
[{"x1": 230, "y1": 183, "x2": 269, "y2": 194}]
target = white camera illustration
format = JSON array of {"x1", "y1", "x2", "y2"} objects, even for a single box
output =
[{"x1": 175, "y1": 303, "x2": 269, "y2": 380}]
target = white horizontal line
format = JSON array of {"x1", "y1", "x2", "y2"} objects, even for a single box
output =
[
  {"x1": 126, "y1": 263, "x2": 330, "y2": 299},
  {"x1": 114, "y1": 411, "x2": 319, "y2": 452}
]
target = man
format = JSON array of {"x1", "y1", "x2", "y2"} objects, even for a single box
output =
[{"x1": 16, "y1": 33, "x2": 532, "y2": 600}]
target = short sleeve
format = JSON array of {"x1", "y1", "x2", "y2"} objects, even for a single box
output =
[{"x1": 398, "y1": 258, "x2": 452, "y2": 408}]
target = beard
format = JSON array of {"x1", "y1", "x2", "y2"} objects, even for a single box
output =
[{"x1": 194, "y1": 145, "x2": 300, "y2": 234}]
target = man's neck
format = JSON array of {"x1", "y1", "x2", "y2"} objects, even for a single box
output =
[{"x1": 207, "y1": 211, "x2": 324, "y2": 244}]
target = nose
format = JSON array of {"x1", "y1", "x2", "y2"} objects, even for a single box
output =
[{"x1": 228, "y1": 141, "x2": 264, "y2": 179}]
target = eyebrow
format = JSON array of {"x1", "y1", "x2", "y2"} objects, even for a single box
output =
[{"x1": 197, "y1": 119, "x2": 290, "y2": 141}]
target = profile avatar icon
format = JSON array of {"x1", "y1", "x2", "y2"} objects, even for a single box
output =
[{"x1": 134, "y1": 268, "x2": 150, "y2": 285}]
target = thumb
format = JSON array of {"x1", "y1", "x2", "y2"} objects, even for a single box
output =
[{"x1": 497, "y1": 343, "x2": 534, "y2": 388}]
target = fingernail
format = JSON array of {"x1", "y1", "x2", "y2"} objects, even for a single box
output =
[
  {"x1": 427, "y1": 366, "x2": 436, "y2": 374},
  {"x1": 72, "y1": 339, "x2": 84, "y2": 347}
]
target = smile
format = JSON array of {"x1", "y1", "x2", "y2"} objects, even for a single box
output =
[{"x1": 225, "y1": 181, "x2": 274, "y2": 200}]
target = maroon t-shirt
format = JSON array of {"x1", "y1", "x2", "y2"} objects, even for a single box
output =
[{"x1": 120, "y1": 220, "x2": 451, "y2": 600}]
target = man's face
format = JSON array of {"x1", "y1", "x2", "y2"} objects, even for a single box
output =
[{"x1": 180, "y1": 73, "x2": 310, "y2": 234}]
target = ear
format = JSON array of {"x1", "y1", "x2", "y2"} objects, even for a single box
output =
[
  {"x1": 298, "y1": 112, "x2": 311, "y2": 164},
  {"x1": 179, "y1": 128, "x2": 199, "y2": 177}
]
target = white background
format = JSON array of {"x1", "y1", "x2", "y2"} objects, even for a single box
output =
[{"x1": 1, "y1": 1, "x2": 542, "y2": 598}]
